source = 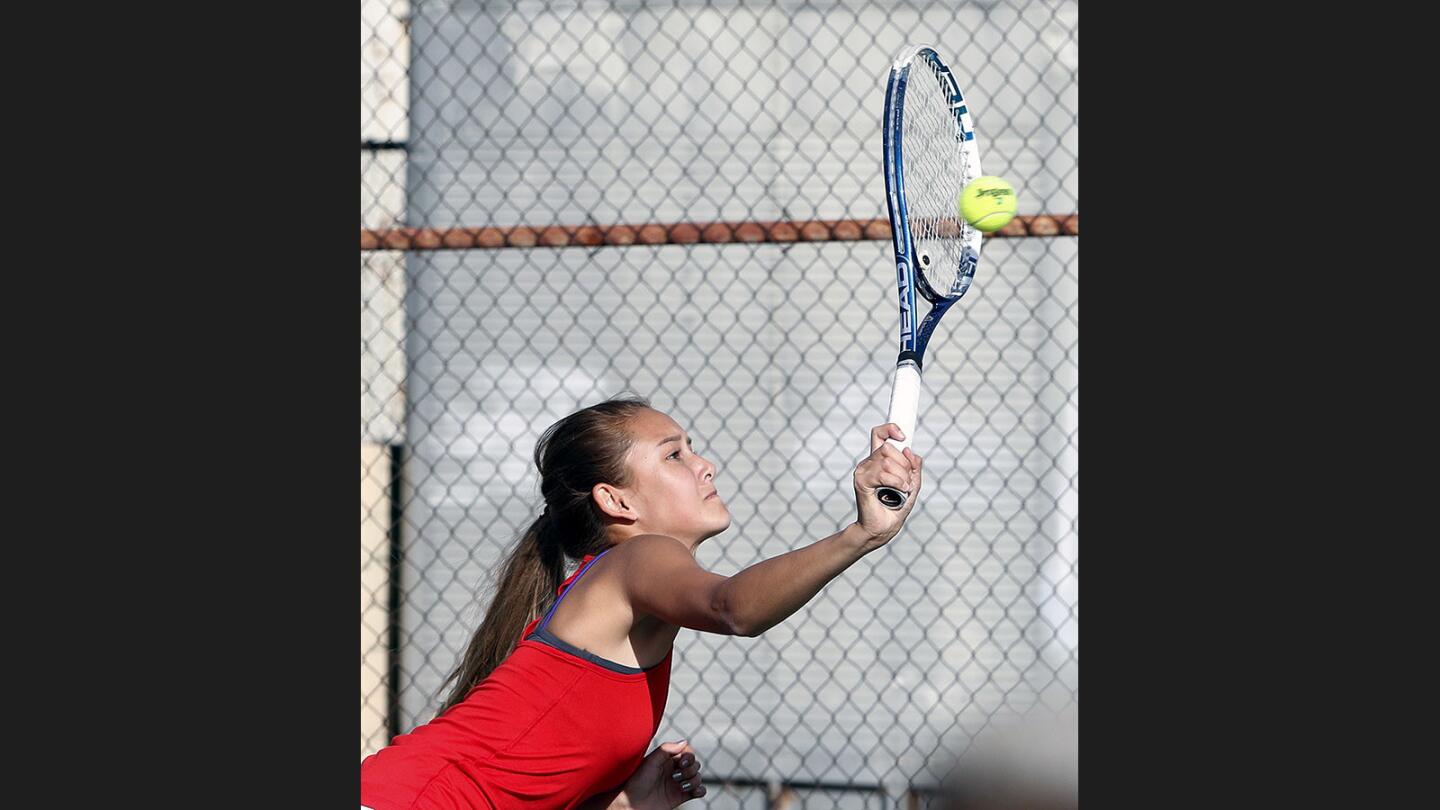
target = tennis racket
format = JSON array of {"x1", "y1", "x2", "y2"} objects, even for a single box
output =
[{"x1": 876, "y1": 45, "x2": 985, "y2": 510}]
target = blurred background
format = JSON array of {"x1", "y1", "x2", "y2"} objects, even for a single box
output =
[{"x1": 362, "y1": 1, "x2": 1077, "y2": 805}]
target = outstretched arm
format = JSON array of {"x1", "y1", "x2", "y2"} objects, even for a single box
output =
[{"x1": 619, "y1": 423, "x2": 923, "y2": 637}]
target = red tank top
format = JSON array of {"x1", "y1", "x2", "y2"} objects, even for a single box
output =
[{"x1": 361, "y1": 551, "x2": 672, "y2": 809}]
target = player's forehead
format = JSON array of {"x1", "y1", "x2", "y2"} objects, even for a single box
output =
[{"x1": 625, "y1": 408, "x2": 685, "y2": 442}]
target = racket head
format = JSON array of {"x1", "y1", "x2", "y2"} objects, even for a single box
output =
[{"x1": 883, "y1": 45, "x2": 984, "y2": 357}]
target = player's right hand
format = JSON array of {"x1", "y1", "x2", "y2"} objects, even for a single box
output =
[{"x1": 852, "y1": 423, "x2": 922, "y2": 549}]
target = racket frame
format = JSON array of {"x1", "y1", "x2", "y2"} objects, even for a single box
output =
[{"x1": 876, "y1": 45, "x2": 983, "y2": 508}]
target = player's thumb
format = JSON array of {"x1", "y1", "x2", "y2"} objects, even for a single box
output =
[{"x1": 656, "y1": 739, "x2": 690, "y2": 756}]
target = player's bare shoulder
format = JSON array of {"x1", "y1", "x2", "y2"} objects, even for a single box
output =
[{"x1": 612, "y1": 533, "x2": 694, "y2": 564}]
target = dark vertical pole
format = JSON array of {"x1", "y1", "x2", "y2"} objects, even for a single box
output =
[{"x1": 386, "y1": 443, "x2": 405, "y2": 741}]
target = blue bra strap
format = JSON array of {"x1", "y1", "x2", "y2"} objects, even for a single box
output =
[{"x1": 537, "y1": 548, "x2": 611, "y2": 630}]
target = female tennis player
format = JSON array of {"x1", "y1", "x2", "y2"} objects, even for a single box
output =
[{"x1": 361, "y1": 397, "x2": 923, "y2": 809}]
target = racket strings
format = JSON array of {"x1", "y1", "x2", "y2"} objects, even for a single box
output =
[{"x1": 901, "y1": 59, "x2": 975, "y2": 297}]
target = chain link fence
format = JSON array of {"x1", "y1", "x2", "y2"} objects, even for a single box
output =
[{"x1": 362, "y1": 0, "x2": 1077, "y2": 805}]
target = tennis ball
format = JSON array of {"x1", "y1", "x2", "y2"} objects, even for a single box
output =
[{"x1": 958, "y1": 176, "x2": 1017, "y2": 233}]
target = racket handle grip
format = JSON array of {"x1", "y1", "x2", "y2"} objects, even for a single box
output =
[{"x1": 877, "y1": 361, "x2": 921, "y2": 510}]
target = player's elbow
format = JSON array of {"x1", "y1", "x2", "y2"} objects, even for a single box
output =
[
  {"x1": 711, "y1": 587, "x2": 761, "y2": 637},
  {"x1": 727, "y1": 615, "x2": 763, "y2": 638},
  {"x1": 731, "y1": 618, "x2": 763, "y2": 638}
]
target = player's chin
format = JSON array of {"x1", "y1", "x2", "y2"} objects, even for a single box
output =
[
  {"x1": 699, "y1": 522, "x2": 730, "y2": 543},
  {"x1": 701, "y1": 506, "x2": 731, "y2": 537}
]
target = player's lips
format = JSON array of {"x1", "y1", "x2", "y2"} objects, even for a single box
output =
[{"x1": 703, "y1": 490, "x2": 719, "y2": 500}]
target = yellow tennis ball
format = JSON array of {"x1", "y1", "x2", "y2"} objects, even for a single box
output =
[{"x1": 958, "y1": 176, "x2": 1018, "y2": 233}]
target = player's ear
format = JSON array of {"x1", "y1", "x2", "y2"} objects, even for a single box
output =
[{"x1": 593, "y1": 483, "x2": 636, "y2": 521}]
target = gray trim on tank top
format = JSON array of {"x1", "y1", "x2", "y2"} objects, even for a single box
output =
[{"x1": 525, "y1": 627, "x2": 650, "y2": 674}]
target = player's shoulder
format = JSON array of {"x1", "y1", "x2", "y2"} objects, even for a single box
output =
[{"x1": 606, "y1": 534, "x2": 693, "y2": 570}]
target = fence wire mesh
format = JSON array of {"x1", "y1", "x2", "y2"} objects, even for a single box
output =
[{"x1": 362, "y1": 0, "x2": 1077, "y2": 804}]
